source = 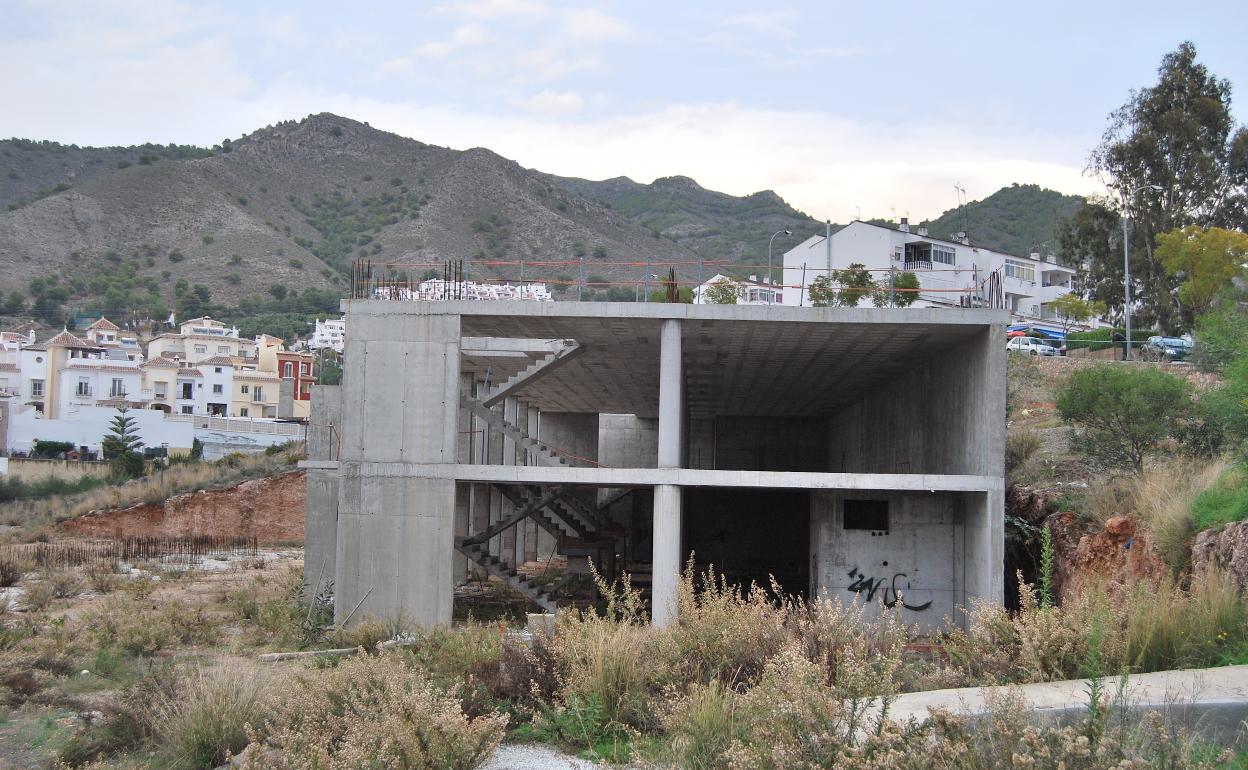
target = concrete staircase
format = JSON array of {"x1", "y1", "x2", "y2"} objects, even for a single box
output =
[
  {"x1": 458, "y1": 391, "x2": 623, "y2": 609},
  {"x1": 455, "y1": 540, "x2": 558, "y2": 613},
  {"x1": 461, "y1": 394, "x2": 580, "y2": 467}
]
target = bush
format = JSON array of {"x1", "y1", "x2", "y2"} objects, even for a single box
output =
[
  {"x1": 157, "y1": 668, "x2": 268, "y2": 770},
  {"x1": 1066, "y1": 327, "x2": 1128, "y2": 351},
  {"x1": 1191, "y1": 463, "x2": 1248, "y2": 530},
  {"x1": 1056, "y1": 364, "x2": 1192, "y2": 474},
  {"x1": 240, "y1": 653, "x2": 506, "y2": 769},
  {"x1": 1005, "y1": 427, "x2": 1042, "y2": 478}
]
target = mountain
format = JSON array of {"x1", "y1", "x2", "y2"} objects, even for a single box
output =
[
  {"x1": 0, "y1": 115, "x2": 1084, "y2": 331},
  {"x1": 0, "y1": 114, "x2": 821, "y2": 326},
  {"x1": 919, "y1": 183, "x2": 1085, "y2": 257}
]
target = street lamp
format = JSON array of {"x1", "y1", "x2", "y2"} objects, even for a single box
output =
[
  {"x1": 1118, "y1": 184, "x2": 1163, "y2": 360},
  {"x1": 767, "y1": 230, "x2": 793, "y2": 304},
  {"x1": 643, "y1": 273, "x2": 660, "y2": 302}
]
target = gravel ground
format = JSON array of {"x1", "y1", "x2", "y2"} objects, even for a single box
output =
[{"x1": 481, "y1": 744, "x2": 639, "y2": 769}]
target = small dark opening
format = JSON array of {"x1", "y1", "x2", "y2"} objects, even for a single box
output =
[{"x1": 844, "y1": 499, "x2": 889, "y2": 531}]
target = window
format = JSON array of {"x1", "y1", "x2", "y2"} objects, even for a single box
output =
[
  {"x1": 217, "y1": 345, "x2": 230, "y2": 354},
  {"x1": 194, "y1": 344, "x2": 207, "y2": 354},
  {"x1": 1005, "y1": 259, "x2": 1036, "y2": 282},
  {"x1": 252, "y1": 387, "x2": 264, "y2": 402},
  {"x1": 214, "y1": 367, "x2": 222, "y2": 373},
  {"x1": 212, "y1": 383, "x2": 223, "y2": 394},
  {"x1": 110, "y1": 378, "x2": 124, "y2": 397},
  {"x1": 932, "y1": 246, "x2": 956, "y2": 265},
  {"x1": 300, "y1": 363, "x2": 309, "y2": 375},
  {"x1": 30, "y1": 379, "x2": 44, "y2": 397},
  {"x1": 76, "y1": 378, "x2": 91, "y2": 397},
  {"x1": 180, "y1": 382, "x2": 194, "y2": 399},
  {"x1": 240, "y1": 384, "x2": 249, "y2": 394},
  {"x1": 239, "y1": 407, "x2": 249, "y2": 417},
  {"x1": 283, "y1": 362, "x2": 293, "y2": 378},
  {"x1": 843, "y1": 499, "x2": 889, "y2": 532},
  {"x1": 154, "y1": 383, "x2": 167, "y2": 398},
  {"x1": 181, "y1": 405, "x2": 194, "y2": 415}
]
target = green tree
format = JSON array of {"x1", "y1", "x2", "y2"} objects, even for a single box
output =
[
  {"x1": 702, "y1": 278, "x2": 741, "y2": 305},
  {"x1": 871, "y1": 270, "x2": 920, "y2": 308},
  {"x1": 1056, "y1": 365, "x2": 1192, "y2": 475},
  {"x1": 829, "y1": 263, "x2": 876, "y2": 307},
  {"x1": 3, "y1": 290, "x2": 23, "y2": 314},
  {"x1": 1086, "y1": 42, "x2": 1248, "y2": 331},
  {"x1": 1157, "y1": 226, "x2": 1248, "y2": 317},
  {"x1": 101, "y1": 407, "x2": 145, "y2": 479},
  {"x1": 1048, "y1": 294, "x2": 1108, "y2": 336},
  {"x1": 808, "y1": 275, "x2": 836, "y2": 307},
  {"x1": 269, "y1": 284, "x2": 289, "y2": 301}
]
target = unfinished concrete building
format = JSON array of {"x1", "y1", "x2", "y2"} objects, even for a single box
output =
[{"x1": 304, "y1": 301, "x2": 1006, "y2": 629}]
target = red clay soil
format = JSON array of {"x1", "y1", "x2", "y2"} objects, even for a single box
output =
[
  {"x1": 1062, "y1": 514, "x2": 1168, "y2": 597},
  {"x1": 59, "y1": 471, "x2": 306, "y2": 544}
]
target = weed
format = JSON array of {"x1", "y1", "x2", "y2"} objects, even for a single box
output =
[{"x1": 1192, "y1": 463, "x2": 1248, "y2": 530}]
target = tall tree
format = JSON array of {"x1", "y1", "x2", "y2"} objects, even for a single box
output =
[
  {"x1": 1157, "y1": 226, "x2": 1248, "y2": 316},
  {"x1": 101, "y1": 406, "x2": 145, "y2": 478},
  {"x1": 1083, "y1": 42, "x2": 1248, "y2": 331}
]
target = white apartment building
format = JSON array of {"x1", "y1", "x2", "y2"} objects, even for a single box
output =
[
  {"x1": 307, "y1": 318, "x2": 346, "y2": 354},
  {"x1": 692, "y1": 274, "x2": 784, "y2": 305},
  {"x1": 780, "y1": 221, "x2": 1078, "y2": 329},
  {"x1": 148, "y1": 317, "x2": 244, "y2": 365}
]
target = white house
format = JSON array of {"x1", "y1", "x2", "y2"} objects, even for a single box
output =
[
  {"x1": 692, "y1": 274, "x2": 784, "y2": 305},
  {"x1": 780, "y1": 220, "x2": 1078, "y2": 331},
  {"x1": 307, "y1": 318, "x2": 346, "y2": 354}
]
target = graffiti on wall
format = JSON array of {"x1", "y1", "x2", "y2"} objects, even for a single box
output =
[{"x1": 846, "y1": 566, "x2": 932, "y2": 611}]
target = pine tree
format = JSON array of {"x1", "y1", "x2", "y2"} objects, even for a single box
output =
[{"x1": 102, "y1": 406, "x2": 145, "y2": 478}]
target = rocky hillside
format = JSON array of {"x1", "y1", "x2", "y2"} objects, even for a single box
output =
[
  {"x1": 922, "y1": 183, "x2": 1084, "y2": 257},
  {"x1": 0, "y1": 114, "x2": 821, "y2": 311}
]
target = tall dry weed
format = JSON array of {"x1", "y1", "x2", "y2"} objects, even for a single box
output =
[
  {"x1": 240, "y1": 653, "x2": 506, "y2": 770},
  {"x1": 1130, "y1": 457, "x2": 1227, "y2": 575},
  {"x1": 656, "y1": 563, "x2": 788, "y2": 688},
  {"x1": 154, "y1": 666, "x2": 268, "y2": 770}
]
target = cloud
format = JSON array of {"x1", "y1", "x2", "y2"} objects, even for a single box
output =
[
  {"x1": 561, "y1": 8, "x2": 631, "y2": 41},
  {"x1": 432, "y1": 0, "x2": 550, "y2": 20},
  {"x1": 412, "y1": 24, "x2": 487, "y2": 59},
  {"x1": 522, "y1": 89, "x2": 585, "y2": 115},
  {"x1": 721, "y1": 10, "x2": 799, "y2": 37}
]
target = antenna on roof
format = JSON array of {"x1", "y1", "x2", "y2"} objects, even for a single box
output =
[
  {"x1": 854, "y1": 205, "x2": 861, "y2": 221},
  {"x1": 889, "y1": 206, "x2": 896, "y2": 222},
  {"x1": 954, "y1": 182, "x2": 969, "y2": 237}
]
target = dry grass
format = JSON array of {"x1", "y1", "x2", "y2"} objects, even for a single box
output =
[{"x1": 1132, "y1": 458, "x2": 1229, "y2": 574}]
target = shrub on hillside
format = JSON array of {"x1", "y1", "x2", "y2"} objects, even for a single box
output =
[{"x1": 1056, "y1": 364, "x2": 1192, "y2": 474}]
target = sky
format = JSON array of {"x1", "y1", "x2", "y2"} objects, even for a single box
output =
[{"x1": 1, "y1": 0, "x2": 1246, "y2": 222}]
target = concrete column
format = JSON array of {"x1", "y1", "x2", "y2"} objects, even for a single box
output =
[
  {"x1": 334, "y1": 312, "x2": 460, "y2": 627},
  {"x1": 305, "y1": 385, "x2": 341, "y2": 595},
  {"x1": 652, "y1": 319, "x2": 682, "y2": 628}
]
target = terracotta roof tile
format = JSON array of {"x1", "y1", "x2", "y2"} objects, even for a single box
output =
[
  {"x1": 86, "y1": 317, "x2": 120, "y2": 331},
  {"x1": 42, "y1": 330, "x2": 99, "y2": 349}
]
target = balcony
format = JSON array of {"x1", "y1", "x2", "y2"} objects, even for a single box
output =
[
  {"x1": 75, "y1": 386, "x2": 94, "y2": 397},
  {"x1": 904, "y1": 260, "x2": 932, "y2": 271}
]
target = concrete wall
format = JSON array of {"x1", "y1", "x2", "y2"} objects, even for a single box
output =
[
  {"x1": 335, "y1": 312, "x2": 460, "y2": 626},
  {"x1": 0, "y1": 457, "x2": 110, "y2": 481},
  {"x1": 598, "y1": 414, "x2": 657, "y2": 468},
  {"x1": 827, "y1": 327, "x2": 1004, "y2": 477},
  {"x1": 713, "y1": 416, "x2": 828, "y2": 471},
  {"x1": 540, "y1": 412, "x2": 599, "y2": 465},
  {"x1": 822, "y1": 327, "x2": 1005, "y2": 610},
  {"x1": 305, "y1": 385, "x2": 341, "y2": 593},
  {"x1": 811, "y1": 489, "x2": 965, "y2": 631},
  {"x1": 7, "y1": 405, "x2": 195, "y2": 455}
]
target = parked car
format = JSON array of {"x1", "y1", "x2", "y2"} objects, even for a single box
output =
[
  {"x1": 1140, "y1": 336, "x2": 1192, "y2": 361},
  {"x1": 1007, "y1": 336, "x2": 1060, "y2": 356}
]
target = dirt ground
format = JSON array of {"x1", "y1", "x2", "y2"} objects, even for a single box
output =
[{"x1": 58, "y1": 472, "x2": 306, "y2": 544}]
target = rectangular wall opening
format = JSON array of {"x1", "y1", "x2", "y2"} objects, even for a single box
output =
[{"x1": 684, "y1": 488, "x2": 809, "y2": 597}]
